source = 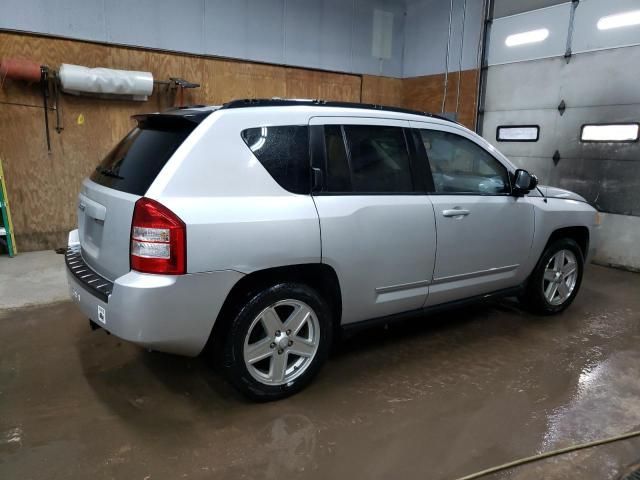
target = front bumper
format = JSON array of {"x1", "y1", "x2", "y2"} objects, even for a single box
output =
[{"x1": 66, "y1": 247, "x2": 243, "y2": 357}]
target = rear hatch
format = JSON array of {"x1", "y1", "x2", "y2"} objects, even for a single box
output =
[{"x1": 78, "y1": 109, "x2": 211, "y2": 281}]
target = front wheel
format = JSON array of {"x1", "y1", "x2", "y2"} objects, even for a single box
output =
[
  {"x1": 221, "y1": 283, "x2": 332, "y2": 401},
  {"x1": 521, "y1": 238, "x2": 584, "y2": 315}
]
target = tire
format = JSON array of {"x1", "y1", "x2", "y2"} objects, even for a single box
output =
[
  {"x1": 221, "y1": 282, "x2": 333, "y2": 401},
  {"x1": 521, "y1": 238, "x2": 584, "y2": 315}
]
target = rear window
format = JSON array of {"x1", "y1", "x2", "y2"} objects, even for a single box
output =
[
  {"x1": 241, "y1": 126, "x2": 310, "y2": 194},
  {"x1": 90, "y1": 124, "x2": 194, "y2": 196}
]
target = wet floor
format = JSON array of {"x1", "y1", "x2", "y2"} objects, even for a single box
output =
[{"x1": 1, "y1": 264, "x2": 640, "y2": 480}]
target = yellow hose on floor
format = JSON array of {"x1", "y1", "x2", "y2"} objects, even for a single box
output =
[{"x1": 455, "y1": 429, "x2": 640, "y2": 480}]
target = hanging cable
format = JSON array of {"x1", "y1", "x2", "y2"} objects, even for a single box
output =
[
  {"x1": 441, "y1": 0, "x2": 454, "y2": 113},
  {"x1": 475, "y1": 0, "x2": 487, "y2": 73},
  {"x1": 455, "y1": 0, "x2": 468, "y2": 116},
  {"x1": 454, "y1": 429, "x2": 640, "y2": 480},
  {"x1": 474, "y1": 0, "x2": 491, "y2": 133}
]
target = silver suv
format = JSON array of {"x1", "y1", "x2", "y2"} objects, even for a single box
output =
[{"x1": 66, "y1": 99, "x2": 598, "y2": 400}]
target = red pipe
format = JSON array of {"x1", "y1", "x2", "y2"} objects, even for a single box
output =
[{"x1": 0, "y1": 58, "x2": 42, "y2": 83}]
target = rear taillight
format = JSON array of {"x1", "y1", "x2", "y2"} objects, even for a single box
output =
[{"x1": 130, "y1": 198, "x2": 186, "y2": 274}]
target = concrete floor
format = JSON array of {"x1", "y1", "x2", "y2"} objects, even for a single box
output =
[
  {"x1": 1, "y1": 264, "x2": 640, "y2": 480},
  {"x1": 0, "y1": 250, "x2": 68, "y2": 309}
]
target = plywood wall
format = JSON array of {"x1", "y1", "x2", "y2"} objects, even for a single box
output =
[
  {"x1": 363, "y1": 70, "x2": 479, "y2": 129},
  {"x1": 361, "y1": 75, "x2": 403, "y2": 106},
  {"x1": 0, "y1": 32, "x2": 478, "y2": 252},
  {"x1": 403, "y1": 69, "x2": 479, "y2": 129},
  {"x1": 0, "y1": 32, "x2": 362, "y2": 251}
]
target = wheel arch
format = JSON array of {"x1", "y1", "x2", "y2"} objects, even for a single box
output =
[
  {"x1": 206, "y1": 263, "x2": 342, "y2": 355},
  {"x1": 522, "y1": 226, "x2": 587, "y2": 315},
  {"x1": 545, "y1": 226, "x2": 589, "y2": 259}
]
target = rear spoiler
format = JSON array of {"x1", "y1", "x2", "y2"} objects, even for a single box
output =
[{"x1": 132, "y1": 109, "x2": 214, "y2": 129}]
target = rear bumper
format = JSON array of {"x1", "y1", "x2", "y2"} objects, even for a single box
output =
[{"x1": 66, "y1": 247, "x2": 243, "y2": 357}]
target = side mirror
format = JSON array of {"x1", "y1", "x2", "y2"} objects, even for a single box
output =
[{"x1": 513, "y1": 169, "x2": 538, "y2": 195}]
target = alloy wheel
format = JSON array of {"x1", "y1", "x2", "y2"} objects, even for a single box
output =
[
  {"x1": 542, "y1": 249, "x2": 578, "y2": 306},
  {"x1": 243, "y1": 300, "x2": 320, "y2": 386}
]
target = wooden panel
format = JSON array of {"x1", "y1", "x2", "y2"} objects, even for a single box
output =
[
  {"x1": 402, "y1": 69, "x2": 479, "y2": 130},
  {"x1": 285, "y1": 68, "x2": 361, "y2": 102},
  {"x1": 444, "y1": 69, "x2": 479, "y2": 129},
  {"x1": 403, "y1": 73, "x2": 446, "y2": 114},
  {"x1": 0, "y1": 32, "x2": 363, "y2": 251},
  {"x1": 205, "y1": 59, "x2": 287, "y2": 104},
  {"x1": 361, "y1": 75, "x2": 403, "y2": 106}
]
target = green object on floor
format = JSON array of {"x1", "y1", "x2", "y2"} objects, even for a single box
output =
[{"x1": 0, "y1": 157, "x2": 17, "y2": 257}]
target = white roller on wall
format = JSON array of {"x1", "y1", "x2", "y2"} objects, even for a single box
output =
[{"x1": 59, "y1": 64, "x2": 153, "y2": 100}]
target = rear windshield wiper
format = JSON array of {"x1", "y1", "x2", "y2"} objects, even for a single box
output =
[{"x1": 96, "y1": 167, "x2": 124, "y2": 180}]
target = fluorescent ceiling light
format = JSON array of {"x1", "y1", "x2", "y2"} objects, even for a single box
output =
[
  {"x1": 597, "y1": 10, "x2": 640, "y2": 30},
  {"x1": 505, "y1": 28, "x2": 549, "y2": 47},
  {"x1": 581, "y1": 124, "x2": 639, "y2": 142}
]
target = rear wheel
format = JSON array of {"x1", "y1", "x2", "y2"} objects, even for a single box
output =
[
  {"x1": 521, "y1": 238, "x2": 584, "y2": 315},
  {"x1": 221, "y1": 283, "x2": 332, "y2": 401}
]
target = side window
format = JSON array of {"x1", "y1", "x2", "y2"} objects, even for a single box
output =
[
  {"x1": 342, "y1": 125, "x2": 413, "y2": 193},
  {"x1": 580, "y1": 123, "x2": 639, "y2": 142},
  {"x1": 497, "y1": 125, "x2": 539, "y2": 142},
  {"x1": 241, "y1": 126, "x2": 310, "y2": 194},
  {"x1": 418, "y1": 129, "x2": 510, "y2": 195}
]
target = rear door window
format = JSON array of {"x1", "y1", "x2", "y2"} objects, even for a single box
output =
[
  {"x1": 344, "y1": 125, "x2": 413, "y2": 193},
  {"x1": 91, "y1": 125, "x2": 195, "y2": 196},
  {"x1": 322, "y1": 125, "x2": 413, "y2": 193},
  {"x1": 241, "y1": 126, "x2": 310, "y2": 194}
]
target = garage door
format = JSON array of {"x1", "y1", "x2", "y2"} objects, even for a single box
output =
[{"x1": 480, "y1": 0, "x2": 640, "y2": 269}]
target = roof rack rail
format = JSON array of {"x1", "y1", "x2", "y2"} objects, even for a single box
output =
[
  {"x1": 219, "y1": 98, "x2": 461, "y2": 125},
  {"x1": 169, "y1": 104, "x2": 207, "y2": 110}
]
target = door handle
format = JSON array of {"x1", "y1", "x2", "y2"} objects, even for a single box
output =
[{"x1": 442, "y1": 209, "x2": 470, "y2": 217}]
